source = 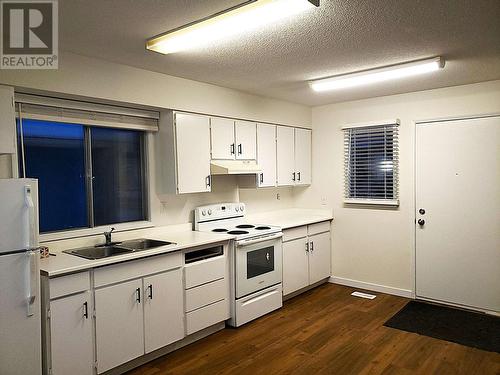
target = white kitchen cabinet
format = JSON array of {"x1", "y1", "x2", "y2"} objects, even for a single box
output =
[
  {"x1": 210, "y1": 117, "x2": 235, "y2": 159},
  {"x1": 235, "y1": 120, "x2": 256, "y2": 160},
  {"x1": 276, "y1": 126, "x2": 295, "y2": 186},
  {"x1": 49, "y1": 291, "x2": 94, "y2": 375},
  {"x1": 175, "y1": 113, "x2": 212, "y2": 193},
  {"x1": 0, "y1": 85, "x2": 16, "y2": 154},
  {"x1": 282, "y1": 238, "x2": 309, "y2": 295},
  {"x1": 143, "y1": 269, "x2": 184, "y2": 354},
  {"x1": 156, "y1": 111, "x2": 211, "y2": 194},
  {"x1": 95, "y1": 279, "x2": 145, "y2": 374},
  {"x1": 308, "y1": 231, "x2": 331, "y2": 284},
  {"x1": 294, "y1": 128, "x2": 312, "y2": 185},
  {"x1": 282, "y1": 221, "x2": 331, "y2": 297},
  {"x1": 256, "y1": 123, "x2": 277, "y2": 187}
]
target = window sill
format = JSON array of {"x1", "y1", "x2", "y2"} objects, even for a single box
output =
[
  {"x1": 344, "y1": 199, "x2": 399, "y2": 207},
  {"x1": 40, "y1": 221, "x2": 154, "y2": 243}
]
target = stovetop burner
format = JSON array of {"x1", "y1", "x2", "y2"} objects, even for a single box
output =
[
  {"x1": 212, "y1": 228, "x2": 228, "y2": 232},
  {"x1": 228, "y1": 230, "x2": 249, "y2": 235},
  {"x1": 255, "y1": 226, "x2": 271, "y2": 230},
  {"x1": 236, "y1": 224, "x2": 255, "y2": 229}
]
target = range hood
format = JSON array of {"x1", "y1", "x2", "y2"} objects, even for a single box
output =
[{"x1": 210, "y1": 160, "x2": 262, "y2": 175}]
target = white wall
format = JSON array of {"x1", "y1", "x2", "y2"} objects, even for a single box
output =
[
  {"x1": 0, "y1": 52, "x2": 311, "y2": 128},
  {"x1": 294, "y1": 80, "x2": 500, "y2": 294}
]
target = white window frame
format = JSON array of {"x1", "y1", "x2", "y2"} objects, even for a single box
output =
[{"x1": 343, "y1": 119, "x2": 400, "y2": 206}]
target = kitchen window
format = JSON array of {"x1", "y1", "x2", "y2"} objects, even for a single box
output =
[
  {"x1": 343, "y1": 119, "x2": 399, "y2": 205},
  {"x1": 15, "y1": 95, "x2": 159, "y2": 234}
]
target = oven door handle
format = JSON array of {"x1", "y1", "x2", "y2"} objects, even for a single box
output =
[{"x1": 236, "y1": 233, "x2": 283, "y2": 247}]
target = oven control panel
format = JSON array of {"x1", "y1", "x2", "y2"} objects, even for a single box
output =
[{"x1": 195, "y1": 202, "x2": 245, "y2": 223}]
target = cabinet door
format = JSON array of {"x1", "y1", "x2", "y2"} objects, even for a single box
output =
[
  {"x1": 256, "y1": 123, "x2": 276, "y2": 187},
  {"x1": 308, "y1": 231, "x2": 331, "y2": 285},
  {"x1": 282, "y1": 238, "x2": 309, "y2": 295},
  {"x1": 295, "y1": 128, "x2": 312, "y2": 185},
  {"x1": 143, "y1": 269, "x2": 184, "y2": 353},
  {"x1": 95, "y1": 279, "x2": 144, "y2": 374},
  {"x1": 50, "y1": 292, "x2": 93, "y2": 375},
  {"x1": 0, "y1": 85, "x2": 16, "y2": 154},
  {"x1": 276, "y1": 126, "x2": 295, "y2": 186},
  {"x1": 175, "y1": 113, "x2": 211, "y2": 193},
  {"x1": 210, "y1": 117, "x2": 235, "y2": 160},
  {"x1": 235, "y1": 120, "x2": 256, "y2": 160}
]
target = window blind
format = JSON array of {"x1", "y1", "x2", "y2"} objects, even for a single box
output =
[
  {"x1": 15, "y1": 93, "x2": 159, "y2": 131},
  {"x1": 343, "y1": 120, "x2": 399, "y2": 205}
]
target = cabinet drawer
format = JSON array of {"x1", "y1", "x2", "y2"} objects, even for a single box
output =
[
  {"x1": 282, "y1": 226, "x2": 307, "y2": 242},
  {"x1": 94, "y1": 252, "x2": 182, "y2": 288},
  {"x1": 50, "y1": 271, "x2": 90, "y2": 299},
  {"x1": 185, "y1": 278, "x2": 226, "y2": 312},
  {"x1": 184, "y1": 255, "x2": 225, "y2": 289},
  {"x1": 308, "y1": 221, "x2": 331, "y2": 236},
  {"x1": 186, "y1": 299, "x2": 229, "y2": 336}
]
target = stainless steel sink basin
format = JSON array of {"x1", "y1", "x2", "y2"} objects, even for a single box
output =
[
  {"x1": 119, "y1": 238, "x2": 175, "y2": 251},
  {"x1": 63, "y1": 239, "x2": 176, "y2": 260},
  {"x1": 63, "y1": 246, "x2": 133, "y2": 260}
]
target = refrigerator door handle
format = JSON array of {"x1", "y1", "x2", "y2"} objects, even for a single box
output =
[
  {"x1": 24, "y1": 185, "x2": 37, "y2": 250},
  {"x1": 26, "y1": 251, "x2": 37, "y2": 317}
]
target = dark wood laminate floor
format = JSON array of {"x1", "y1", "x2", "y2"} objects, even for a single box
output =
[{"x1": 128, "y1": 284, "x2": 500, "y2": 375}]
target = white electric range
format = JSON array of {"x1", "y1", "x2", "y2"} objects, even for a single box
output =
[{"x1": 194, "y1": 203, "x2": 283, "y2": 327}]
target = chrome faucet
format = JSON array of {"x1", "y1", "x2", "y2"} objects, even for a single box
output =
[{"x1": 103, "y1": 228, "x2": 115, "y2": 246}]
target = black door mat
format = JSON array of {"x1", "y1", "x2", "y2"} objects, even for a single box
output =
[{"x1": 384, "y1": 300, "x2": 500, "y2": 353}]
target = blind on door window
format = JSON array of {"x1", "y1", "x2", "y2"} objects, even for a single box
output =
[{"x1": 343, "y1": 120, "x2": 399, "y2": 205}]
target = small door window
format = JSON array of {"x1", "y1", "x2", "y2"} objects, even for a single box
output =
[{"x1": 247, "y1": 246, "x2": 274, "y2": 279}]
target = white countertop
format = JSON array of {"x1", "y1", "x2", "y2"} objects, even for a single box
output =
[
  {"x1": 40, "y1": 227, "x2": 233, "y2": 277},
  {"x1": 40, "y1": 208, "x2": 333, "y2": 277},
  {"x1": 247, "y1": 208, "x2": 333, "y2": 229}
]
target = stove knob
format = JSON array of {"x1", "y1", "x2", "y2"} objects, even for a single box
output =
[
  {"x1": 201, "y1": 210, "x2": 206, "y2": 216},
  {"x1": 208, "y1": 209, "x2": 212, "y2": 215},
  {"x1": 240, "y1": 205, "x2": 244, "y2": 212},
  {"x1": 235, "y1": 206, "x2": 239, "y2": 212}
]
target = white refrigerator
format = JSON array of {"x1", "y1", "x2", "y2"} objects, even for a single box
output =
[{"x1": 0, "y1": 178, "x2": 42, "y2": 375}]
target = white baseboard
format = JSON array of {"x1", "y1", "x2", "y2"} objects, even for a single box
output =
[{"x1": 329, "y1": 276, "x2": 414, "y2": 298}]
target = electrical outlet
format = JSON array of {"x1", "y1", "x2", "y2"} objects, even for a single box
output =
[{"x1": 276, "y1": 193, "x2": 281, "y2": 200}]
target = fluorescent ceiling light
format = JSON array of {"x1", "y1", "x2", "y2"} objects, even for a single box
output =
[
  {"x1": 310, "y1": 57, "x2": 445, "y2": 92},
  {"x1": 146, "y1": 0, "x2": 319, "y2": 54}
]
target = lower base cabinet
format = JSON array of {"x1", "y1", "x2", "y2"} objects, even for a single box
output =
[
  {"x1": 95, "y1": 279, "x2": 145, "y2": 374},
  {"x1": 144, "y1": 269, "x2": 184, "y2": 353},
  {"x1": 49, "y1": 291, "x2": 94, "y2": 375},
  {"x1": 283, "y1": 222, "x2": 331, "y2": 296}
]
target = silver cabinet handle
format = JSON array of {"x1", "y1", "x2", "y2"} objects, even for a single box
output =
[
  {"x1": 230, "y1": 143, "x2": 235, "y2": 155},
  {"x1": 310, "y1": 241, "x2": 314, "y2": 252},
  {"x1": 306, "y1": 242, "x2": 309, "y2": 252},
  {"x1": 238, "y1": 144, "x2": 242, "y2": 155},
  {"x1": 83, "y1": 301, "x2": 89, "y2": 319},
  {"x1": 136, "y1": 288, "x2": 141, "y2": 303},
  {"x1": 292, "y1": 172, "x2": 296, "y2": 182},
  {"x1": 260, "y1": 173, "x2": 264, "y2": 184},
  {"x1": 297, "y1": 172, "x2": 301, "y2": 181},
  {"x1": 206, "y1": 175, "x2": 211, "y2": 188}
]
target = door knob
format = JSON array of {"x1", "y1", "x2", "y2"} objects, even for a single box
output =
[
  {"x1": 418, "y1": 219, "x2": 425, "y2": 226},
  {"x1": 419, "y1": 208, "x2": 426, "y2": 215}
]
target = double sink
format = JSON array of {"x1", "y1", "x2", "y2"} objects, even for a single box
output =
[{"x1": 63, "y1": 239, "x2": 176, "y2": 260}]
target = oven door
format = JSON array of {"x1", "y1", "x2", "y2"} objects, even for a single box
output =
[{"x1": 235, "y1": 233, "x2": 282, "y2": 299}]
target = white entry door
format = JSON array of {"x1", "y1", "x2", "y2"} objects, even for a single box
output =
[{"x1": 416, "y1": 116, "x2": 500, "y2": 312}]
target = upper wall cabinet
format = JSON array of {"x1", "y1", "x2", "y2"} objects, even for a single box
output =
[
  {"x1": 210, "y1": 118, "x2": 256, "y2": 160},
  {"x1": 256, "y1": 123, "x2": 277, "y2": 187},
  {"x1": 277, "y1": 126, "x2": 311, "y2": 186},
  {"x1": 234, "y1": 120, "x2": 256, "y2": 160},
  {"x1": 295, "y1": 128, "x2": 312, "y2": 185},
  {"x1": 157, "y1": 111, "x2": 212, "y2": 194},
  {"x1": 210, "y1": 117, "x2": 235, "y2": 159},
  {"x1": 0, "y1": 85, "x2": 16, "y2": 154}
]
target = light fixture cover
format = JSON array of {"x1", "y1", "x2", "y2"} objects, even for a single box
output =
[
  {"x1": 310, "y1": 57, "x2": 445, "y2": 92},
  {"x1": 147, "y1": 0, "x2": 319, "y2": 55}
]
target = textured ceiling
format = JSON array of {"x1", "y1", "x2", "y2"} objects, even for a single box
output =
[{"x1": 59, "y1": 0, "x2": 500, "y2": 106}]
